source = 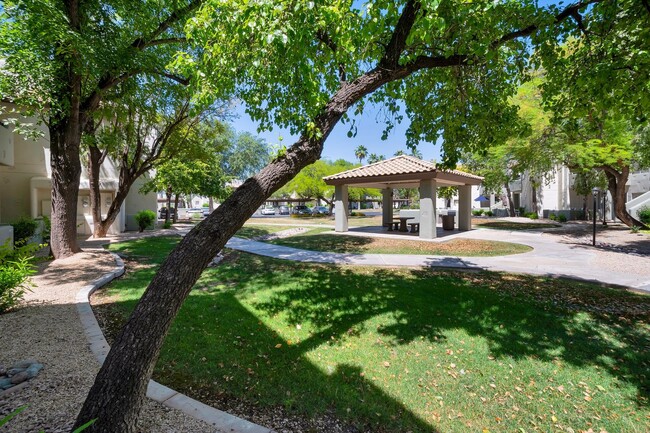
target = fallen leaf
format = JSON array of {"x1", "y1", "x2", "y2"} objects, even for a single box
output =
[{"x1": 275, "y1": 344, "x2": 282, "y2": 349}]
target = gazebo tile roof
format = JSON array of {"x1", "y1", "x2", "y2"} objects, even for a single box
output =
[{"x1": 323, "y1": 155, "x2": 483, "y2": 182}]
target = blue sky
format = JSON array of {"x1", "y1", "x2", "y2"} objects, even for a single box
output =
[
  {"x1": 229, "y1": 102, "x2": 435, "y2": 163},
  {"x1": 227, "y1": 0, "x2": 562, "y2": 164}
]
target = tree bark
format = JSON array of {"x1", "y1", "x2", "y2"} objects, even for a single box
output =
[
  {"x1": 602, "y1": 166, "x2": 647, "y2": 228},
  {"x1": 50, "y1": 120, "x2": 83, "y2": 258},
  {"x1": 173, "y1": 194, "x2": 180, "y2": 223},
  {"x1": 165, "y1": 188, "x2": 173, "y2": 224},
  {"x1": 504, "y1": 181, "x2": 516, "y2": 217}
]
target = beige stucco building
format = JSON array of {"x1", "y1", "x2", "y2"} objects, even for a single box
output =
[{"x1": 0, "y1": 103, "x2": 157, "y2": 244}]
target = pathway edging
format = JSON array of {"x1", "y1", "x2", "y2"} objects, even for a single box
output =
[{"x1": 75, "y1": 252, "x2": 273, "y2": 433}]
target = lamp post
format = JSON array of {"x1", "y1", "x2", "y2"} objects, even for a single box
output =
[{"x1": 592, "y1": 187, "x2": 599, "y2": 246}]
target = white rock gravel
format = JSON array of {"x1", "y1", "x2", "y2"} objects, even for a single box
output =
[{"x1": 0, "y1": 251, "x2": 212, "y2": 432}]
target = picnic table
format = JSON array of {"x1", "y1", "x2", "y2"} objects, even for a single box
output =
[{"x1": 393, "y1": 216, "x2": 414, "y2": 232}]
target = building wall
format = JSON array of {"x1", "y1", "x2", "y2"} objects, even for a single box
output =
[
  {"x1": 0, "y1": 106, "x2": 50, "y2": 224},
  {"x1": 124, "y1": 175, "x2": 158, "y2": 231},
  {"x1": 0, "y1": 102, "x2": 157, "y2": 234}
]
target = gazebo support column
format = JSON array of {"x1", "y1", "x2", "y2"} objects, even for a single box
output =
[
  {"x1": 458, "y1": 185, "x2": 472, "y2": 231},
  {"x1": 419, "y1": 179, "x2": 437, "y2": 239},
  {"x1": 382, "y1": 188, "x2": 393, "y2": 226},
  {"x1": 335, "y1": 184, "x2": 349, "y2": 232}
]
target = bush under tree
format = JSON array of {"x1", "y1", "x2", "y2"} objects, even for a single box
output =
[{"x1": 134, "y1": 210, "x2": 156, "y2": 233}]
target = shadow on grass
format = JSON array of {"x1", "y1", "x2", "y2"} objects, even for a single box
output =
[
  {"x1": 101, "y1": 242, "x2": 650, "y2": 432},
  {"x1": 108, "y1": 290, "x2": 436, "y2": 432},
  {"x1": 233, "y1": 257, "x2": 649, "y2": 406}
]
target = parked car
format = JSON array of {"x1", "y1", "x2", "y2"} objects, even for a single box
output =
[
  {"x1": 312, "y1": 206, "x2": 330, "y2": 215},
  {"x1": 279, "y1": 205, "x2": 290, "y2": 215},
  {"x1": 293, "y1": 205, "x2": 311, "y2": 215},
  {"x1": 202, "y1": 207, "x2": 211, "y2": 217},
  {"x1": 261, "y1": 206, "x2": 276, "y2": 215},
  {"x1": 158, "y1": 207, "x2": 176, "y2": 219}
]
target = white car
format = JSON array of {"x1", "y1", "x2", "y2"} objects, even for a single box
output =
[{"x1": 261, "y1": 206, "x2": 276, "y2": 215}]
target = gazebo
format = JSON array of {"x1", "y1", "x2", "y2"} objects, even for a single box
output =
[{"x1": 323, "y1": 155, "x2": 483, "y2": 239}]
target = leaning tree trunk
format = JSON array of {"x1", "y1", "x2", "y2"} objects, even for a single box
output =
[{"x1": 73, "y1": 65, "x2": 405, "y2": 433}]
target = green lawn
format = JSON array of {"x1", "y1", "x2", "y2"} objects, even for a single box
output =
[
  {"x1": 97, "y1": 237, "x2": 650, "y2": 433},
  {"x1": 475, "y1": 221, "x2": 562, "y2": 231},
  {"x1": 267, "y1": 229, "x2": 532, "y2": 256}
]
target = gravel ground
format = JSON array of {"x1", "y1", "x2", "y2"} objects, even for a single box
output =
[{"x1": 0, "y1": 250, "x2": 211, "y2": 433}]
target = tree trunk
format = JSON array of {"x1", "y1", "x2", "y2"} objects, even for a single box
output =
[
  {"x1": 603, "y1": 167, "x2": 647, "y2": 228},
  {"x1": 208, "y1": 197, "x2": 214, "y2": 212},
  {"x1": 48, "y1": 0, "x2": 84, "y2": 259},
  {"x1": 504, "y1": 182, "x2": 515, "y2": 217},
  {"x1": 50, "y1": 122, "x2": 83, "y2": 258},
  {"x1": 88, "y1": 145, "x2": 105, "y2": 238},
  {"x1": 531, "y1": 184, "x2": 538, "y2": 217},
  {"x1": 74, "y1": 64, "x2": 404, "y2": 432},
  {"x1": 173, "y1": 194, "x2": 179, "y2": 223},
  {"x1": 165, "y1": 188, "x2": 172, "y2": 224}
]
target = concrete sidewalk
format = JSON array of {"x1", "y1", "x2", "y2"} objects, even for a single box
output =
[{"x1": 225, "y1": 229, "x2": 650, "y2": 293}]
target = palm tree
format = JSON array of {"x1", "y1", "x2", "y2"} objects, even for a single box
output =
[
  {"x1": 354, "y1": 145, "x2": 368, "y2": 164},
  {"x1": 367, "y1": 153, "x2": 385, "y2": 164}
]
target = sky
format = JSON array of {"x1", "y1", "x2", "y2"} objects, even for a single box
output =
[
  {"x1": 226, "y1": 0, "x2": 562, "y2": 164},
  {"x1": 229, "y1": 102, "x2": 442, "y2": 164}
]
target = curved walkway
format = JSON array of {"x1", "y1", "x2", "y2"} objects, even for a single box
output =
[{"x1": 225, "y1": 229, "x2": 650, "y2": 292}]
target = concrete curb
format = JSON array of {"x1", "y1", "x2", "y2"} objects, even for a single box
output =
[{"x1": 75, "y1": 252, "x2": 273, "y2": 433}]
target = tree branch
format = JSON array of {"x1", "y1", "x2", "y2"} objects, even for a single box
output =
[
  {"x1": 131, "y1": 0, "x2": 204, "y2": 50},
  {"x1": 316, "y1": 29, "x2": 346, "y2": 82},
  {"x1": 142, "y1": 37, "x2": 187, "y2": 47},
  {"x1": 380, "y1": 0, "x2": 422, "y2": 69},
  {"x1": 492, "y1": 0, "x2": 601, "y2": 48},
  {"x1": 82, "y1": 1, "x2": 203, "y2": 113},
  {"x1": 150, "y1": 69, "x2": 190, "y2": 85}
]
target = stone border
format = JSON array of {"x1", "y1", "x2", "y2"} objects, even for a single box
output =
[{"x1": 75, "y1": 252, "x2": 273, "y2": 433}]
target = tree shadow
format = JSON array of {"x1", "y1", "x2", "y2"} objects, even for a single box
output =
[
  {"x1": 107, "y1": 290, "x2": 436, "y2": 432},
  {"x1": 241, "y1": 259, "x2": 649, "y2": 406},
  {"x1": 100, "y1": 247, "x2": 650, "y2": 432}
]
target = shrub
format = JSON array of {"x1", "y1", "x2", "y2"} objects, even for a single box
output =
[
  {"x1": 11, "y1": 216, "x2": 38, "y2": 245},
  {"x1": 557, "y1": 214, "x2": 567, "y2": 223},
  {"x1": 484, "y1": 210, "x2": 494, "y2": 217},
  {"x1": 631, "y1": 225, "x2": 640, "y2": 233},
  {"x1": 548, "y1": 213, "x2": 557, "y2": 221},
  {"x1": 350, "y1": 211, "x2": 364, "y2": 217},
  {"x1": 638, "y1": 206, "x2": 650, "y2": 225},
  {"x1": 162, "y1": 220, "x2": 172, "y2": 229},
  {"x1": 134, "y1": 210, "x2": 156, "y2": 232},
  {"x1": 518, "y1": 207, "x2": 526, "y2": 216},
  {"x1": 526, "y1": 212, "x2": 539, "y2": 220},
  {"x1": 0, "y1": 241, "x2": 37, "y2": 313},
  {"x1": 472, "y1": 209, "x2": 484, "y2": 216}
]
